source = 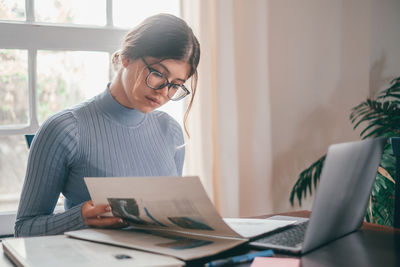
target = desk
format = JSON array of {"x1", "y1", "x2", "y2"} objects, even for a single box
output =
[
  {"x1": 188, "y1": 211, "x2": 400, "y2": 267},
  {"x1": 0, "y1": 241, "x2": 13, "y2": 267},
  {"x1": 2, "y1": 211, "x2": 400, "y2": 267},
  {"x1": 282, "y1": 211, "x2": 400, "y2": 267}
]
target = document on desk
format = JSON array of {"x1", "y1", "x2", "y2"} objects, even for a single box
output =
[
  {"x1": 2, "y1": 235, "x2": 184, "y2": 267},
  {"x1": 66, "y1": 176, "x2": 291, "y2": 261}
]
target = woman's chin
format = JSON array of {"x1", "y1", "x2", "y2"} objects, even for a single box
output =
[{"x1": 136, "y1": 105, "x2": 156, "y2": 114}]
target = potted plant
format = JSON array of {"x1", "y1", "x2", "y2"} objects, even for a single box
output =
[{"x1": 290, "y1": 76, "x2": 400, "y2": 226}]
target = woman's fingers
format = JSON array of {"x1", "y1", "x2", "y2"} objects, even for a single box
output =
[
  {"x1": 82, "y1": 200, "x2": 129, "y2": 228},
  {"x1": 85, "y1": 216, "x2": 124, "y2": 227},
  {"x1": 82, "y1": 200, "x2": 111, "y2": 218},
  {"x1": 81, "y1": 200, "x2": 130, "y2": 228}
]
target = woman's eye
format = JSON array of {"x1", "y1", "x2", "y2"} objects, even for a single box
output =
[
  {"x1": 171, "y1": 85, "x2": 181, "y2": 91},
  {"x1": 153, "y1": 71, "x2": 164, "y2": 78}
]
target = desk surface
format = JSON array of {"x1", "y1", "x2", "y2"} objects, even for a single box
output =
[
  {"x1": 280, "y1": 211, "x2": 400, "y2": 267},
  {"x1": 189, "y1": 210, "x2": 400, "y2": 267},
  {"x1": 2, "y1": 211, "x2": 400, "y2": 267},
  {"x1": 0, "y1": 242, "x2": 12, "y2": 267}
]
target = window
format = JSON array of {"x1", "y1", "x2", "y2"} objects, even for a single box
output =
[
  {"x1": 0, "y1": 0, "x2": 25, "y2": 21},
  {"x1": 0, "y1": 0, "x2": 182, "y2": 212},
  {"x1": 36, "y1": 50, "x2": 109, "y2": 123},
  {"x1": 113, "y1": 0, "x2": 180, "y2": 28},
  {"x1": 35, "y1": 0, "x2": 106, "y2": 25},
  {"x1": 0, "y1": 49, "x2": 28, "y2": 126}
]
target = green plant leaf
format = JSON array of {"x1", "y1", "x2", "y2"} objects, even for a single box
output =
[{"x1": 289, "y1": 155, "x2": 326, "y2": 206}]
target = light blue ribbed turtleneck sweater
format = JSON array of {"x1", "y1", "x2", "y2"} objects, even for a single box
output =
[{"x1": 15, "y1": 86, "x2": 185, "y2": 237}]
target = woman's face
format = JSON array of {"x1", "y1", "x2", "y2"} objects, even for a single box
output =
[{"x1": 120, "y1": 57, "x2": 191, "y2": 113}]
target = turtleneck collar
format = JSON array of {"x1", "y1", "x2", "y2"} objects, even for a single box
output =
[{"x1": 95, "y1": 84, "x2": 146, "y2": 127}]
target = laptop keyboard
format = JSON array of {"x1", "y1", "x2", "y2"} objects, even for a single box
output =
[{"x1": 254, "y1": 221, "x2": 309, "y2": 247}]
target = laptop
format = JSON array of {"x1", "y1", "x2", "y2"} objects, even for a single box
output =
[{"x1": 249, "y1": 137, "x2": 386, "y2": 254}]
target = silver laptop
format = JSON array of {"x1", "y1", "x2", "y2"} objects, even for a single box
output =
[{"x1": 249, "y1": 137, "x2": 386, "y2": 254}]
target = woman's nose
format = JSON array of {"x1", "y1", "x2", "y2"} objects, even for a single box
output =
[{"x1": 156, "y1": 86, "x2": 169, "y2": 97}]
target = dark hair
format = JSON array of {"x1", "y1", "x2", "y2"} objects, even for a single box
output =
[{"x1": 112, "y1": 13, "x2": 200, "y2": 137}]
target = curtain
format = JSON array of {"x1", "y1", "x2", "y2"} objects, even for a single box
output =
[{"x1": 182, "y1": 0, "x2": 274, "y2": 217}]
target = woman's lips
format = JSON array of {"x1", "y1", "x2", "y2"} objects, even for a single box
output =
[{"x1": 145, "y1": 96, "x2": 161, "y2": 107}]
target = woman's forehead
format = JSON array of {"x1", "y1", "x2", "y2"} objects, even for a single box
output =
[{"x1": 147, "y1": 57, "x2": 191, "y2": 80}]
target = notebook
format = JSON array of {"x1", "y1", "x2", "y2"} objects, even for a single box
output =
[
  {"x1": 250, "y1": 257, "x2": 300, "y2": 267},
  {"x1": 249, "y1": 137, "x2": 386, "y2": 254}
]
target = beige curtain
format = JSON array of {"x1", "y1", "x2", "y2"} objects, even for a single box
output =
[{"x1": 182, "y1": 0, "x2": 274, "y2": 217}]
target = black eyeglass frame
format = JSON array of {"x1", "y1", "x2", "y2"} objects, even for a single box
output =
[{"x1": 141, "y1": 58, "x2": 190, "y2": 101}]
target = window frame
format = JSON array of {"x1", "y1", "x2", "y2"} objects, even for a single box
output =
[{"x1": 0, "y1": 0, "x2": 129, "y2": 135}]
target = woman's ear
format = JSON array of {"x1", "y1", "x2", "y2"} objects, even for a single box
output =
[{"x1": 121, "y1": 57, "x2": 130, "y2": 68}]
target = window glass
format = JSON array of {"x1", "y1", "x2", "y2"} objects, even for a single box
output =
[
  {"x1": 35, "y1": 0, "x2": 106, "y2": 25},
  {"x1": 0, "y1": 135, "x2": 28, "y2": 211},
  {"x1": 0, "y1": 0, "x2": 25, "y2": 21},
  {"x1": 37, "y1": 50, "x2": 109, "y2": 123},
  {"x1": 0, "y1": 49, "x2": 29, "y2": 126},
  {"x1": 113, "y1": 0, "x2": 180, "y2": 28}
]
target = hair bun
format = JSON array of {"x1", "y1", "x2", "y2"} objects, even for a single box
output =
[{"x1": 111, "y1": 50, "x2": 121, "y2": 71}]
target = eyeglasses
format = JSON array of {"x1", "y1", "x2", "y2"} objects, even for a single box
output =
[{"x1": 141, "y1": 58, "x2": 190, "y2": 101}]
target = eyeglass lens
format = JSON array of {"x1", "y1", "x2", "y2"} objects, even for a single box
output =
[{"x1": 147, "y1": 72, "x2": 188, "y2": 100}]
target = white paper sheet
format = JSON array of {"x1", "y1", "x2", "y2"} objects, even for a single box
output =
[{"x1": 223, "y1": 218, "x2": 296, "y2": 238}]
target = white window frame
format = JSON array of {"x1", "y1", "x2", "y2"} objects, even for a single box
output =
[{"x1": 0, "y1": 0, "x2": 130, "y2": 135}]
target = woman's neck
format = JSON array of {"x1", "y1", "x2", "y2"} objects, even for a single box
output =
[
  {"x1": 109, "y1": 72, "x2": 133, "y2": 109},
  {"x1": 95, "y1": 83, "x2": 146, "y2": 127}
]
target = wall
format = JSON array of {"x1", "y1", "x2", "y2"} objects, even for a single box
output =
[
  {"x1": 370, "y1": 0, "x2": 400, "y2": 94},
  {"x1": 232, "y1": 0, "x2": 400, "y2": 216},
  {"x1": 267, "y1": 0, "x2": 370, "y2": 213}
]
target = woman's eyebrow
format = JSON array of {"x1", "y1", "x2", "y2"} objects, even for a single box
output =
[
  {"x1": 157, "y1": 62, "x2": 186, "y2": 82},
  {"x1": 157, "y1": 62, "x2": 170, "y2": 74}
]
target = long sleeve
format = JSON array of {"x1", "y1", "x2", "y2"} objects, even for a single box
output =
[{"x1": 15, "y1": 112, "x2": 86, "y2": 237}]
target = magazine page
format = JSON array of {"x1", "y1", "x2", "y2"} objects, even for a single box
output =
[
  {"x1": 65, "y1": 227, "x2": 246, "y2": 261},
  {"x1": 84, "y1": 176, "x2": 242, "y2": 238}
]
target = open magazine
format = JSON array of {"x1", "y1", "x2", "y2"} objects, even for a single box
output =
[{"x1": 65, "y1": 176, "x2": 294, "y2": 261}]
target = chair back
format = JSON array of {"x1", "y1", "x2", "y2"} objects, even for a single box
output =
[
  {"x1": 25, "y1": 134, "x2": 35, "y2": 149},
  {"x1": 390, "y1": 137, "x2": 400, "y2": 228}
]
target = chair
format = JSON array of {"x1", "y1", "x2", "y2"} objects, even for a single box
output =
[
  {"x1": 390, "y1": 137, "x2": 400, "y2": 228},
  {"x1": 25, "y1": 134, "x2": 35, "y2": 149}
]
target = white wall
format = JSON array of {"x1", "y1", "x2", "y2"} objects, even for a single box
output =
[{"x1": 231, "y1": 0, "x2": 400, "y2": 216}]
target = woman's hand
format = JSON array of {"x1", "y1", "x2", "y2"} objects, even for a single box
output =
[{"x1": 81, "y1": 200, "x2": 127, "y2": 228}]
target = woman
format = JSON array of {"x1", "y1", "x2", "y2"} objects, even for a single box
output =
[{"x1": 15, "y1": 13, "x2": 200, "y2": 237}]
